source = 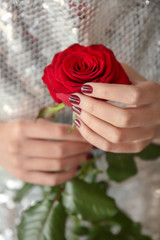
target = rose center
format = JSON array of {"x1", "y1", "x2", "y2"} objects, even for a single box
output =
[{"x1": 74, "y1": 57, "x2": 95, "y2": 73}]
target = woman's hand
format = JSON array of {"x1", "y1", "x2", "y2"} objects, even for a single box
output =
[
  {"x1": 0, "y1": 119, "x2": 92, "y2": 185},
  {"x1": 69, "y1": 64, "x2": 160, "y2": 153}
]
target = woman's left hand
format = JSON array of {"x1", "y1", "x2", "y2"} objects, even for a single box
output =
[{"x1": 69, "y1": 64, "x2": 160, "y2": 153}]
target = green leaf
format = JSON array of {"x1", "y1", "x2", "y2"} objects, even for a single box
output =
[
  {"x1": 73, "y1": 226, "x2": 89, "y2": 236},
  {"x1": 97, "y1": 181, "x2": 109, "y2": 193},
  {"x1": 109, "y1": 211, "x2": 152, "y2": 240},
  {"x1": 106, "y1": 153, "x2": 137, "y2": 182},
  {"x1": 37, "y1": 103, "x2": 65, "y2": 119},
  {"x1": 14, "y1": 183, "x2": 34, "y2": 202},
  {"x1": 137, "y1": 143, "x2": 160, "y2": 160},
  {"x1": 18, "y1": 200, "x2": 66, "y2": 240},
  {"x1": 118, "y1": 229, "x2": 152, "y2": 240},
  {"x1": 107, "y1": 211, "x2": 132, "y2": 228},
  {"x1": 62, "y1": 178, "x2": 118, "y2": 221},
  {"x1": 87, "y1": 226, "x2": 117, "y2": 240}
]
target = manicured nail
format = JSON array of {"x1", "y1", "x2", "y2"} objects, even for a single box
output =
[
  {"x1": 81, "y1": 84, "x2": 93, "y2": 94},
  {"x1": 86, "y1": 152, "x2": 94, "y2": 161},
  {"x1": 72, "y1": 106, "x2": 81, "y2": 115},
  {"x1": 69, "y1": 95, "x2": 80, "y2": 105},
  {"x1": 74, "y1": 119, "x2": 81, "y2": 128}
]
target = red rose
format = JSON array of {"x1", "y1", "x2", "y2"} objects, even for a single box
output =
[{"x1": 42, "y1": 44, "x2": 131, "y2": 106}]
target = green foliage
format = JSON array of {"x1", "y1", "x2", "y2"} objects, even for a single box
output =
[
  {"x1": 108, "y1": 211, "x2": 152, "y2": 240},
  {"x1": 62, "y1": 178, "x2": 118, "y2": 221},
  {"x1": 107, "y1": 211, "x2": 133, "y2": 228},
  {"x1": 138, "y1": 143, "x2": 160, "y2": 160},
  {"x1": 106, "y1": 143, "x2": 160, "y2": 182},
  {"x1": 17, "y1": 142, "x2": 159, "y2": 240},
  {"x1": 73, "y1": 226, "x2": 89, "y2": 236},
  {"x1": 18, "y1": 200, "x2": 66, "y2": 240},
  {"x1": 86, "y1": 226, "x2": 117, "y2": 240},
  {"x1": 106, "y1": 152, "x2": 137, "y2": 182}
]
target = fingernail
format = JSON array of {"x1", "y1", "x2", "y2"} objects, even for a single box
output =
[
  {"x1": 72, "y1": 106, "x2": 81, "y2": 115},
  {"x1": 74, "y1": 119, "x2": 81, "y2": 128},
  {"x1": 86, "y1": 152, "x2": 94, "y2": 161},
  {"x1": 69, "y1": 95, "x2": 80, "y2": 105},
  {"x1": 81, "y1": 84, "x2": 93, "y2": 94}
]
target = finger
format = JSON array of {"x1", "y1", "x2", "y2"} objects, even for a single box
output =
[
  {"x1": 70, "y1": 93, "x2": 160, "y2": 128},
  {"x1": 22, "y1": 139, "x2": 92, "y2": 158},
  {"x1": 22, "y1": 153, "x2": 92, "y2": 171},
  {"x1": 74, "y1": 118, "x2": 150, "y2": 153},
  {"x1": 75, "y1": 109, "x2": 156, "y2": 143},
  {"x1": 13, "y1": 168, "x2": 77, "y2": 186},
  {"x1": 81, "y1": 81, "x2": 160, "y2": 106},
  {"x1": 22, "y1": 119, "x2": 87, "y2": 142}
]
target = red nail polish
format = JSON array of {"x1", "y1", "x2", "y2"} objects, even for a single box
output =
[
  {"x1": 81, "y1": 85, "x2": 93, "y2": 94},
  {"x1": 74, "y1": 119, "x2": 81, "y2": 128},
  {"x1": 72, "y1": 106, "x2": 81, "y2": 115},
  {"x1": 69, "y1": 95, "x2": 80, "y2": 105}
]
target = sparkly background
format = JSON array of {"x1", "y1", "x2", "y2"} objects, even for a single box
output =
[{"x1": 0, "y1": 0, "x2": 160, "y2": 239}]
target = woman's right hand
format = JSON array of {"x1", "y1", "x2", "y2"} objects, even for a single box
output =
[{"x1": 0, "y1": 119, "x2": 92, "y2": 186}]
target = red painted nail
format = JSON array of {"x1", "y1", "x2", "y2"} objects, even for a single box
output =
[
  {"x1": 74, "y1": 119, "x2": 81, "y2": 128},
  {"x1": 69, "y1": 95, "x2": 80, "y2": 105},
  {"x1": 72, "y1": 106, "x2": 81, "y2": 115},
  {"x1": 81, "y1": 84, "x2": 93, "y2": 94}
]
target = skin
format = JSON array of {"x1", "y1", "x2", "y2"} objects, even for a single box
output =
[
  {"x1": 71, "y1": 63, "x2": 160, "y2": 152},
  {"x1": 1, "y1": 64, "x2": 159, "y2": 185},
  {"x1": 0, "y1": 119, "x2": 92, "y2": 185}
]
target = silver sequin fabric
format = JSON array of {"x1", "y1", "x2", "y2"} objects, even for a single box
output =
[{"x1": 0, "y1": 0, "x2": 160, "y2": 240}]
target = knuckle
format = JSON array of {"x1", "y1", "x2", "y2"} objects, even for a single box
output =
[
  {"x1": 85, "y1": 101, "x2": 95, "y2": 114},
  {"x1": 102, "y1": 88, "x2": 108, "y2": 98},
  {"x1": 68, "y1": 171, "x2": 75, "y2": 180},
  {"x1": 56, "y1": 126, "x2": 66, "y2": 138},
  {"x1": 150, "y1": 127, "x2": 156, "y2": 139},
  {"x1": 82, "y1": 131, "x2": 91, "y2": 142},
  {"x1": 102, "y1": 140, "x2": 112, "y2": 152},
  {"x1": 112, "y1": 129, "x2": 124, "y2": 143},
  {"x1": 14, "y1": 120, "x2": 25, "y2": 138},
  {"x1": 83, "y1": 132, "x2": 95, "y2": 147},
  {"x1": 48, "y1": 177, "x2": 58, "y2": 186},
  {"x1": 121, "y1": 110, "x2": 133, "y2": 127},
  {"x1": 15, "y1": 170, "x2": 25, "y2": 181},
  {"x1": 55, "y1": 161, "x2": 64, "y2": 171},
  {"x1": 8, "y1": 140, "x2": 22, "y2": 154},
  {"x1": 56, "y1": 144, "x2": 65, "y2": 157},
  {"x1": 11, "y1": 156, "x2": 21, "y2": 167},
  {"x1": 149, "y1": 81, "x2": 158, "y2": 90},
  {"x1": 134, "y1": 143, "x2": 145, "y2": 153},
  {"x1": 131, "y1": 87, "x2": 142, "y2": 105}
]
